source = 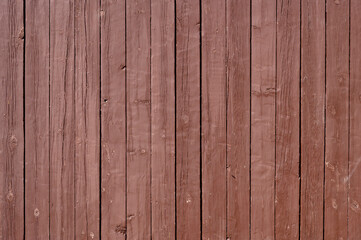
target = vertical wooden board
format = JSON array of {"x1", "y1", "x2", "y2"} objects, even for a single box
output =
[
  {"x1": 74, "y1": 0, "x2": 100, "y2": 239},
  {"x1": 201, "y1": 0, "x2": 227, "y2": 239},
  {"x1": 175, "y1": 0, "x2": 201, "y2": 239},
  {"x1": 324, "y1": 0, "x2": 349, "y2": 239},
  {"x1": 126, "y1": 0, "x2": 151, "y2": 239},
  {"x1": 349, "y1": 1, "x2": 361, "y2": 238},
  {"x1": 100, "y1": 0, "x2": 127, "y2": 239},
  {"x1": 300, "y1": 1, "x2": 325, "y2": 239},
  {"x1": 49, "y1": 0, "x2": 75, "y2": 239},
  {"x1": 25, "y1": 0, "x2": 50, "y2": 239},
  {"x1": 226, "y1": 0, "x2": 250, "y2": 239},
  {"x1": 0, "y1": 0, "x2": 24, "y2": 239},
  {"x1": 251, "y1": 0, "x2": 276, "y2": 239},
  {"x1": 275, "y1": 0, "x2": 300, "y2": 239},
  {"x1": 151, "y1": 0, "x2": 175, "y2": 239}
]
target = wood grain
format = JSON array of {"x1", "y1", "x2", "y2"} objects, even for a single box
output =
[
  {"x1": 300, "y1": 1, "x2": 325, "y2": 239},
  {"x1": 251, "y1": 0, "x2": 277, "y2": 239},
  {"x1": 100, "y1": 0, "x2": 127, "y2": 239},
  {"x1": 275, "y1": 0, "x2": 300, "y2": 239},
  {"x1": 226, "y1": 0, "x2": 250, "y2": 239},
  {"x1": 25, "y1": 0, "x2": 50, "y2": 239},
  {"x1": 0, "y1": 0, "x2": 24, "y2": 239},
  {"x1": 324, "y1": 0, "x2": 349, "y2": 239},
  {"x1": 175, "y1": 0, "x2": 201, "y2": 239},
  {"x1": 201, "y1": 0, "x2": 227, "y2": 239},
  {"x1": 49, "y1": 0, "x2": 75, "y2": 239},
  {"x1": 126, "y1": 0, "x2": 151, "y2": 238},
  {"x1": 151, "y1": 0, "x2": 176, "y2": 239},
  {"x1": 349, "y1": 0, "x2": 361, "y2": 238},
  {"x1": 74, "y1": 0, "x2": 100, "y2": 239}
]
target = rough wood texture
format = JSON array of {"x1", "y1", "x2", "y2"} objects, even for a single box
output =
[
  {"x1": 201, "y1": 0, "x2": 227, "y2": 239},
  {"x1": 251, "y1": 0, "x2": 277, "y2": 239},
  {"x1": 349, "y1": 0, "x2": 361, "y2": 238},
  {"x1": 126, "y1": 0, "x2": 151, "y2": 238},
  {"x1": 151, "y1": 0, "x2": 176, "y2": 239},
  {"x1": 25, "y1": 0, "x2": 50, "y2": 239},
  {"x1": 175, "y1": 0, "x2": 201, "y2": 239},
  {"x1": 2, "y1": 1, "x2": 361, "y2": 239},
  {"x1": 49, "y1": 0, "x2": 75, "y2": 239},
  {"x1": 300, "y1": 1, "x2": 325, "y2": 239},
  {"x1": 100, "y1": 0, "x2": 127, "y2": 239},
  {"x1": 74, "y1": 0, "x2": 100, "y2": 239},
  {"x1": 324, "y1": 0, "x2": 349, "y2": 239},
  {"x1": 226, "y1": 0, "x2": 250, "y2": 239},
  {"x1": 275, "y1": 0, "x2": 300, "y2": 239},
  {"x1": 0, "y1": 0, "x2": 24, "y2": 239}
]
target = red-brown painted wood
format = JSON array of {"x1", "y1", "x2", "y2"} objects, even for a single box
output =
[
  {"x1": 151, "y1": 0, "x2": 176, "y2": 239},
  {"x1": 176, "y1": 0, "x2": 201, "y2": 239},
  {"x1": 300, "y1": 1, "x2": 325, "y2": 239},
  {"x1": 100, "y1": 0, "x2": 127, "y2": 238},
  {"x1": 251, "y1": 0, "x2": 277, "y2": 239},
  {"x1": 25, "y1": 0, "x2": 50, "y2": 239},
  {"x1": 349, "y1": 0, "x2": 361, "y2": 238},
  {"x1": 126, "y1": 0, "x2": 152, "y2": 238},
  {"x1": 275, "y1": 0, "x2": 300, "y2": 239},
  {"x1": 226, "y1": 0, "x2": 251, "y2": 239},
  {"x1": 74, "y1": 0, "x2": 100, "y2": 239},
  {"x1": 0, "y1": 0, "x2": 24, "y2": 239},
  {"x1": 324, "y1": 0, "x2": 349, "y2": 239},
  {"x1": 49, "y1": 0, "x2": 75, "y2": 238},
  {"x1": 201, "y1": 0, "x2": 227, "y2": 239}
]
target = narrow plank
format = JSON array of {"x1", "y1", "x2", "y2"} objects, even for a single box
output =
[
  {"x1": 0, "y1": 0, "x2": 24, "y2": 239},
  {"x1": 126, "y1": 0, "x2": 151, "y2": 238},
  {"x1": 349, "y1": 0, "x2": 361, "y2": 238},
  {"x1": 151, "y1": 0, "x2": 176, "y2": 239},
  {"x1": 251, "y1": 0, "x2": 277, "y2": 239},
  {"x1": 324, "y1": 0, "x2": 349, "y2": 239},
  {"x1": 226, "y1": 0, "x2": 250, "y2": 238},
  {"x1": 74, "y1": 0, "x2": 100, "y2": 239},
  {"x1": 201, "y1": 0, "x2": 227, "y2": 239},
  {"x1": 49, "y1": 1, "x2": 75, "y2": 239},
  {"x1": 275, "y1": 0, "x2": 300, "y2": 239},
  {"x1": 175, "y1": 0, "x2": 201, "y2": 239},
  {"x1": 100, "y1": 0, "x2": 127, "y2": 239},
  {"x1": 25, "y1": 0, "x2": 50, "y2": 239},
  {"x1": 300, "y1": 0, "x2": 325, "y2": 239}
]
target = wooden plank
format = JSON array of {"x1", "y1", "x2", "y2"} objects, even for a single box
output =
[
  {"x1": 349, "y1": 0, "x2": 361, "y2": 238},
  {"x1": 251, "y1": 0, "x2": 276, "y2": 239},
  {"x1": 49, "y1": 1, "x2": 75, "y2": 239},
  {"x1": 300, "y1": 0, "x2": 325, "y2": 239},
  {"x1": 175, "y1": 0, "x2": 201, "y2": 239},
  {"x1": 226, "y1": 0, "x2": 250, "y2": 238},
  {"x1": 151, "y1": 0, "x2": 176, "y2": 239},
  {"x1": 0, "y1": 0, "x2": 24, "y2": 239},
  {"x1": 324, "y1": 0, "x2": 349, "y2": 239},
  {"x1": 100, "y1": 0, "x2": 127, "y2": 239},
  {"x1": 74, "y1": 0, "x2": 100, "y2": 239},
  {"x1": 275, "y1": 0, "x2": 300, "y2": 239},
  {"x1": 25, "y1": 0, "x2": 50, "y2": 239},
  {"x1": 126, "y1": 0, "x2": 151, "y2": 238},
  {"x1": 201, "y1": 0, "x2": 227, "y2": 239}
]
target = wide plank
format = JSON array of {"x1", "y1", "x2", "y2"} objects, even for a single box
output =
[
  {"x1": 226, "y1": 0, "x2": 251, "y2": 238},
  {"x1": 25, "y1": 0, "x2": 50, "y2": 239},
  {"x1": 151, "y1": 0, "x2": 176, "y2": 239},
  {"x1": 100, "y1": 0, "x2": 127, "y2": 239},
  {"x1": 175, "y1": 0, "x2": 201, "y2": 239},
  {"x1": 201, "y1": 0, "x2": 227, "y2": 238},
  {"x1": 324, "y1": 0, "x2": 349, "y2": 239},
  {"x1": 0, "y1": 0, "x2": 24, "y2": 239}
]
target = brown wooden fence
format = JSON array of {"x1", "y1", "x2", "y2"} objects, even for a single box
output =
[{"x1": 1, "y1": 0, "x2": 360, "y2": 239}]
